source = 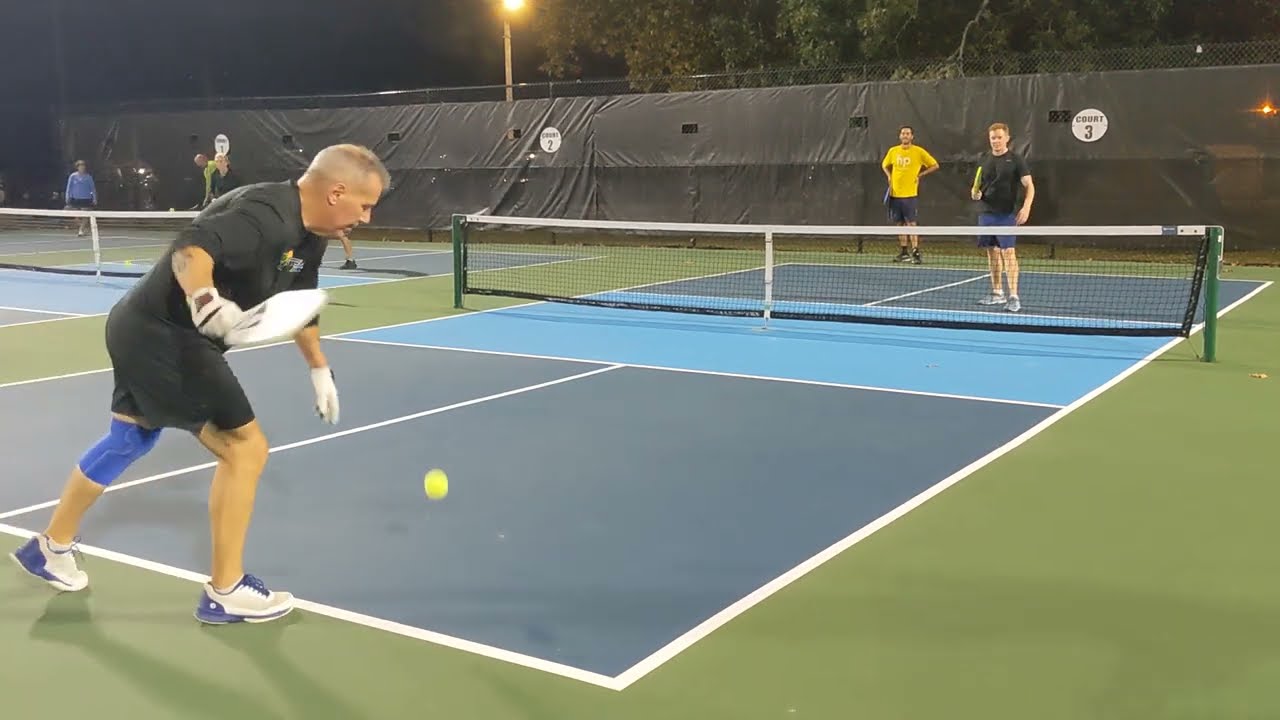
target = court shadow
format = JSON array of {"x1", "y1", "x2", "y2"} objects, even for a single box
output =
[
  {"x1": 26, "y1": 591, "x2": 279, "y2": 719},
  {"x1": 202, "y1": 611, "x2": 374, "y2": 720}
]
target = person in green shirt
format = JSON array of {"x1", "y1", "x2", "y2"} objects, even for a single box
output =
[{"x1": 194, "y1": 154, "x2": 217, "y2": 208}]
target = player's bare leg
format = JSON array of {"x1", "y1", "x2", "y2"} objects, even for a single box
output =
[
  {"x1": 196, "y1": 419, "x2": 269, "y2": 589},
  {"x1": 45, "y1": 412, "x2": 153, "y2": 545},
  {"x1": 979, "y1": 247, "x2": 1006, "y2": 305},
  {"x1": 895, "y1": 225, "x2": 910, "y2": 262},
  {"x1": 11, "y1": 412, "x2": 161, "y2": 592},
  {"x1": 43, "y1": 468, "x2": 103, "y2": 546},
  {"x1": 191, "y1": 419, "x2": 293, "y2": 624},
  {"x1": 907, "y1": 221, "x2": 920, "y2": 263},
  {"x1": 1002, "y1": 247, "x2": 1021, "y2": 312},
  {"x1": 337, "y1": 234, "x2": 357, "y2": 269}
]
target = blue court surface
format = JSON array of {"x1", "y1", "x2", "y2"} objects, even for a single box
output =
[
  {"x1": 0, "y1": 241, "x2": 452, "y2": 319},
  {"x1": 0, "y1": 256, "x2": 1269, "y2": 684}
]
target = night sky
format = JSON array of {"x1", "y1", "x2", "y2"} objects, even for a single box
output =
[{"x1": 1, "y1": 0, "x2": 563, "y2": 193}]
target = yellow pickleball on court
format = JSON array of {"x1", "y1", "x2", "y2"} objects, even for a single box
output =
[{"x1": 424, "y1": 469, "x2": 448, "y2": 500}]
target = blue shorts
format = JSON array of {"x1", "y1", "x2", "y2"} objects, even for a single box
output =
[
  {"x1": 977, "y1": 212, "x2": 1017, "y2": 249},
  {"x1": 887, "y1": 197, "x2": 917, "y2": 224}
]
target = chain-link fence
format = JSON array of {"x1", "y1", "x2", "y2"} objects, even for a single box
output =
[
  {"x1": 548, "y1": 39, "x2": 1280, "y2": 96},
  {"x1": 65, "y1": 39, "x2": 1280, "y2": 114}
]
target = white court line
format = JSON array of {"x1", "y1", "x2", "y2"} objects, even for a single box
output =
[
  {"x1": 778, "y1": 260, "x2": 1263, "y2": 284},
  {"x1": 89, "y1": 260, "x2": 415, "y2": 287},
  {"x1": 0, "y1": 363, "x2": 623, "y2": 688},
  {"x1": 583, "y1": 290, "x2": 1183, "y2": 329},
  {"x1": 0, "y1": 313, "x2": 106, "y2": 330},
  {"x1": 5, "y1": 234, "x2": 170, "y2": 247},
  {"x1": 0, "y1": 304, "x2": 87, "y2": 317},
  {"x1": 85, "y1": 262, "x2": 432, "y2": 290},
  {"x1": 315, "y1": 273, "x2": 419, "y2": 285},
  {"x1": 0, "y1": 364, "x2": 620, "y2": 522},
  {"x1": 0, "y1": 287, "x2": 534, "y2": 392},
  {"x1": 323, "y1": 250, "x2": 450, "y2": 264},
  {"x1": 564, "y1": 263, "x2": 1181, "y2": 328},
  {"x1": 0, "y1": 304, "x2": 95, "y2": 330},
  {"x1": 608, "y1": 278, "x2": 1274, "y2": 690},
  {"x1": 471, "y1": 255, "x2": 608, "y2": 274},
  {"x1": 0, "y1": 276, "x2": 1271, "y2": 687},
  {"x1": 3, "y1": 242, "x2": 166, "y2": 257},
  {"x1": 0, "y1": 366, "x2": 136, "y2": 391},
  {"x1": 862, "y1": 275, "x2": 988, "y2": 306},
  {"x1": 0, "y1": 522, "x2": 621, "y2": 690},
  {"x1": 329, "y1": 336, "x2": 1065, "y2": 410}
]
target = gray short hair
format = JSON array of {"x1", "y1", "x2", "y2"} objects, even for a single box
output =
[{"x1": 306, "y1": 144, "x2": 391, "y2": 191}]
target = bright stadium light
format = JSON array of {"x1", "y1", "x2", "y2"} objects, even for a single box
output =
[{"x1": 504, "y1": 0, "x2": 525, "y2": 10}]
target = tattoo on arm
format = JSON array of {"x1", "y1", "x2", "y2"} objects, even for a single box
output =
[
  {"x1": 172, "y1": 248, "x2": 190, "y2": 275},
  {"x1": 170, "y1": 244, "x2": 216, "y2": 297}
]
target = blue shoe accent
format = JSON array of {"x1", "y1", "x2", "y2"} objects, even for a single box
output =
[
  {"x1": 11, "y1": 537, "x2": 57, "y2": 583},
  {"x1": 194, "y1": 592, "x2": 243, "y2": 625},
  {"x1": 9, "y1": 535, "x2": 85, "y2": 591},
  {"x1": 194, "y1": 574, "x2": 293, "y2": 625}
]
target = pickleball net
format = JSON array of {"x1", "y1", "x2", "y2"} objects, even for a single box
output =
[
  {"x1": 0, "y1": 207, "x2": 446, "y2": 282},
  {"x1": 0, "y1": 207, "x2": 199, "y2": 279},
  {"x1": 451, "y1": 214, "x2": 1224, "y2": 339}
]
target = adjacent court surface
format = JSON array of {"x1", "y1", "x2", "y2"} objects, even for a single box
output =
[{"x1": 1, "y1": 236, "x2": 1278, "y2": 719}]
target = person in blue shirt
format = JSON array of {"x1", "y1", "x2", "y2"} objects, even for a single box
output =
[{"x1": 65, "y1": 160, "x2": 97, "y2": 236}]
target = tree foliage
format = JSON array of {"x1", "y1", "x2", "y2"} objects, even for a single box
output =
[
  {"x1": 529, "y1": 0, "x2": 1280, "y2": 81},
  {"x1": 532, "y1": 0, "x2": 788, "y2": 79}
]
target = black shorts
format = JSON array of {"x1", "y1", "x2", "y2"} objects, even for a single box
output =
[
  {"x1": 887, "y1": 196, "x2": 918, "y2": 223},
  {"x1": 105, "y1": 307, "x2": 255, "y2": 434}
]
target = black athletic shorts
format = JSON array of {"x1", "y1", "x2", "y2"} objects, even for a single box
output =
[{"x1": 104, "y1": 305, "x2": 255, "y2": 434}]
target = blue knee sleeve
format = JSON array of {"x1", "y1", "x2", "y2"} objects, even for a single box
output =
[{"x1": 78, "y1": 419, "x2": 162, "y2": 486}]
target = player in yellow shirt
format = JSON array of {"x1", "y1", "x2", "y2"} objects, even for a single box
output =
[{"x1": 881, "y1": 126, "x2": 939, "y2": 264}]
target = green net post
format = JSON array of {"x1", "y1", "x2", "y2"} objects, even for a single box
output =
[
  {"x1": 1202, "y1": 226, "x2": 1223, "y2": 363},
  {"x1": 451, "y1": 214, "x2": 465, "y2": 309}
]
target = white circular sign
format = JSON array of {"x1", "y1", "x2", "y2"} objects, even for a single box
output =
[
  {"x1": 539, "y1": 127, "x2": 562, "y2": 153},
  {"x1": 214, "y1": 133, "x2": 231, "y2": 155},
  {"x1": 1071, "y1": 109, "x2": 1107, "y2": 142}
]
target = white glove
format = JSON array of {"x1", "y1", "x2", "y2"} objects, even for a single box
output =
[
  {"x1": 310, "y1": 367, "x2": 340, "y2": 424},
  {"x1": 187, "y1": 287, "x2": 244, "y2": 340}
]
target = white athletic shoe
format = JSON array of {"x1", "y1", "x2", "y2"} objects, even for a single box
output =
[
  {"x1": 194, "y1": 574, "x2": 295, "y2": 625},
  {"x1": 978, "y1": 293, "x2": 1007, "y2": 306},
  {"x1": 10, "y1": 535, "x2": 89, "y2": 592}
]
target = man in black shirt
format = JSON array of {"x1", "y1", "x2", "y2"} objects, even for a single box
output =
[
  {"x1": 209, "y1": 153, "x2": 240, "y2": 202},
  {"x1": 971, "y1": 122, "x2": 1035, "y2": 313},
  {"x1": 11, "y1": 144, "x2": 390, "y2": 625}
]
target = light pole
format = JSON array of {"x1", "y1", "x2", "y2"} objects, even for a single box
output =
[{"x1": 502, "y1": 0, "x2": 525, "y2": 102}]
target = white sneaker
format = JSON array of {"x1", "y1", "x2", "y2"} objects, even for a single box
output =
[
  {"x1": 978, "y1": 293, "x2": 1007, "y2": 306},
  {"x1": 194, "y1": 574, "x2": 295, "y2": 625},
  {"x1": 10, "y1": 535, "x2": 89, "y2": 592}
]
